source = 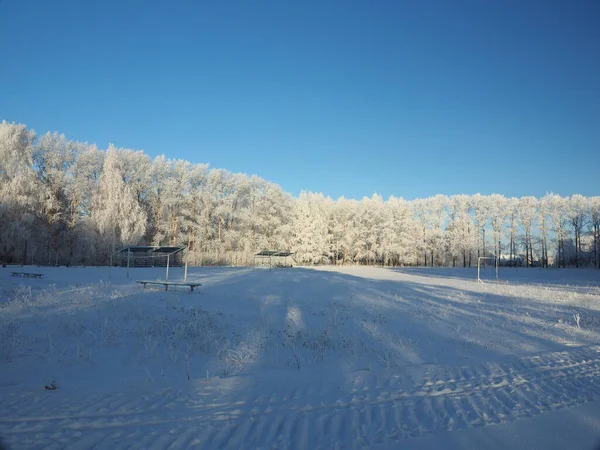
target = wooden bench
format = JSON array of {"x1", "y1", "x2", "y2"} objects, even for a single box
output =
[
  {"x1": 136, "y1": 280, "x2": 202, "y2": 292},
  {"x1": 11, "y1": 272, "x2": 44, "y2": 279}
]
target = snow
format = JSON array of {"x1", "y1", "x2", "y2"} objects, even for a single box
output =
[{"x1": 1, "y1": 265, "x2": 600, "y2": 449}]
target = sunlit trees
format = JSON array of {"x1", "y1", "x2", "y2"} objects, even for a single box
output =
[
  {"x1": 382, "y1": 196, "x2": 416, "y2": 266},
  {"x1": 292, "y1": 192, "x2": 329, "y2": 264},
  {"x1": 91, "y1": 145, "x2": 147, "y2": 260},
  {"x1": 0, "y1": 121, "x2": 39, "y2": 264},
  {"x1": 446, "y1": 195, "x2": 475, "y2": 267},
  {"x1": 1, "y1": 121, "x2": 599, "y2": 269}
]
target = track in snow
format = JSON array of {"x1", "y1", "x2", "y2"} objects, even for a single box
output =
[{"x1": 2, "y1": 345, "x2": 600, "y2": 449}]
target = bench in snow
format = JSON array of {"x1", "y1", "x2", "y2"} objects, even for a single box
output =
[
  {"x1": 11, "y1": 272, "x2": 44, "y2": 279},
  {"x1": 136, "y1": 280, "x2": 202, "y2": 292}
]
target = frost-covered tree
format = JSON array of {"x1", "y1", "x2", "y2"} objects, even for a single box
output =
[
  {"x1": 567, "y1": 195, "x2": 588, "y2": 268},
  {"x1": 183, "y1": 163, "x2": 210, "y2": 264},
  {"x1": 331, "y1": 197, "x2": 360, "y2": 265},
  {"x1": 91, "y1": 145, "x2": 147, "y2": 260},
  {"x1": 354, "y1": 194, "x2": 385, "y2": 265},
  {"x1": 381, "y1": 196, "x2": 416, "y2": 266},
  {"x1": 472, "y1": 194, "x2": 491, "y2": 258},
  {"x1": 518, "y1": 196, "x2": 537, "y2": 267},
  {"x1": 446, "y1": 195, "x2": 475, "y2": 267},
  {"x1": 424, "y1": 195, "x2": 448, "y2": 266},
  {"x1": 505, "y1": 198, "x2": 520, "y2": 266},
  {"x1": 549, "y1": 194, "x2": 568, "y2": 268},
  {"x1": 0, "y1": 121, "x2": 39, "y2": 264},
  {"x1": 249, "y1": 178, "x2": 293, "y2": 257},
  {"x1": 412, "y1": 199, "x2": 428, "y2": 266},
  {"x1": 590, "y1": 197, "x2": 600, "y2": 269},
  {"x1": 2, "y1": 121, "x2": 599, "y2": 269},
  {"x1": 538, "y1": 194, "x2": 552, "y2": 267},
  {"x1": 487, "y1": 194, "x2": 508, "y2": 261},
  {"x1": 33, "y1": 132, "x2": 79, "y2": 262},
  {"x1": 292, "y1": 192, "x2": 329, "y2": 264}
]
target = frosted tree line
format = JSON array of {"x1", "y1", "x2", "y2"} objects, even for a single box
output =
[{"x1": 1, "y1": 121, "x2": 599, "y2": 268}]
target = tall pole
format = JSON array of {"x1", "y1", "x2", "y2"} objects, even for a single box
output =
[
  {"x1": 496, "y1": 255, "x2": 499, "y2": 281},
  {"x1": 166, "y1": 254, "x2": 170, "y2": 281},
  {"x1": 184, "y1": 249, "x2": 189, "y2": 282}
]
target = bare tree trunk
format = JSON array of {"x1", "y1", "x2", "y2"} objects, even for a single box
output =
[
  {"x1": 494, "y1": 238, "x2": 497, "y2": 264},
  {"x1": 530, "y1": 235, "x2": 534, "y2": 267},
  {"x1": 498, "y1": 238, "x2": 501, "y2": 264},
  {"x1": 577, "y1": 229, "x2": 583, "y2": 267},
  {"x1": 482, "y1": 229, "x2": 486, "y2": 257},
  {"x1": 525, "y1": 231, "x2": 533, "y2": 267},
  {"x1": 540, "y1": 239, "x2": 545, "y2": 268}
]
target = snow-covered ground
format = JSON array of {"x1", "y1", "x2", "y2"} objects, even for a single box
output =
[{"x1": 1, "y1": 265, "x2": 600, "y2": 449}]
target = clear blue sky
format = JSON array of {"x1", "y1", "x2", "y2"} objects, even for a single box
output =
[{"x1": 1, "y1": 0, "x2": 599, "y2": 200}]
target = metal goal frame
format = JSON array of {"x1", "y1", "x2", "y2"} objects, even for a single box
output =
[{"x1": 477, "y1": 256, "x2": 498, "y2": 284}]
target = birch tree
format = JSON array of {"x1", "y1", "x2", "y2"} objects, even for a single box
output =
[
  {"x1": 518, "y1": 196, "x2": 537, "y2": 267},
  {"x1": 568, "y1": 194, "x2": 588, "y2": 268},
  {"x1": 549, "y1": 194, "x2": 568, "y2": 268}
]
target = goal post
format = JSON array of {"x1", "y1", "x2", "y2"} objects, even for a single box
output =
[{"x1": 477, "y1": 256, "x2": 499, "y2": 284}]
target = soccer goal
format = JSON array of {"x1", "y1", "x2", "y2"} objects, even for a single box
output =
[
  {"x1": 477, "y1": 256, "x2": 499, "y2": 284},
  {"x1": 109, "y1": 246, "x2": 187, "y2": 281}
]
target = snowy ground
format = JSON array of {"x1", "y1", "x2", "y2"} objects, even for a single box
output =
[{"x1": 1, "y1": 265, "x2": 600, "y2": 449}]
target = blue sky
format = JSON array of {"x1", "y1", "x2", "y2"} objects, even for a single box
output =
[{"x1": 1, "y1": 0, "x2": 599, "y2": 200}]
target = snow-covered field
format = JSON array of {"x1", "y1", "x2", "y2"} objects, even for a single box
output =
[{"x1": 1, "y1": 265, "x2": 600, "y2": 449}]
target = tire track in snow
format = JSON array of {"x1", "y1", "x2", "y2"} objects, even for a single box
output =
[{"x1": 1, "y1": 345, "x2": 600, "y2": 449}]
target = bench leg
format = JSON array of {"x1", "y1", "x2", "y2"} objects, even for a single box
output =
[
  {"x1": 190, "y1": 286, "x2": 194, "y2": 292},
  {"x1": 165, "y1": 284, "x2": 168, "y2": 291}
]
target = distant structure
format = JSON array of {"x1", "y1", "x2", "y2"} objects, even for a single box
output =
[{"x1": 254, "y1": 250, "x2": 294, "y2": 269}]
